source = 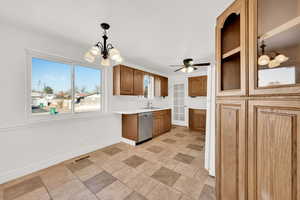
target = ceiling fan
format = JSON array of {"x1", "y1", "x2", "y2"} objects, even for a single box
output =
[{"x1": 170, "y1": 58, "x2": 210, "y2": 73}]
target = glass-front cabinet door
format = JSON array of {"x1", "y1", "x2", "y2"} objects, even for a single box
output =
[{"x1": 249, "y1": 0, "x2": 300, "y2": 95}]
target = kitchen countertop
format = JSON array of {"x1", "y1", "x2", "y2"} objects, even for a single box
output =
[{"x1": 113, "y1": 108, "x2": 171, "y2": 114}]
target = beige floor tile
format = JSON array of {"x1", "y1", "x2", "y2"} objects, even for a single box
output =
[
  {"x1": 199, "y1": 185, "x2": 215, "y2": 200},
  {"x1": 89, "y1": 151, "x2": 111, "y2": 164},
  {"x1": 84, "y1": 171, "x2": 117, "y2": 194},
  {"x1": 102, "y1": 146, "x2": 123, "y2": 156},
  {"x1": 49, "y1": 179, "x2": 86, "y2": 200},
  {"x1": 205, "y1": 176, "x2": 215, "y2": 188},
  {"x1": 96, "y1": 180, "x2": 132, "y2": 200},
  {"x1": 65, "y1": 159, "x2": 93, "y2": 173},
  {"x1": 147, "y1": 182, "x2": 181, "y2": 200},
  {"x1": 123, "y1": 155, "x2": 147, "y2": 168},
  {"x1": 179, "y1": 195, "x2": 194, "y2": 200},
  {"x1": 74, "y1": 164, "x2": 104, "y2": 182},
  {"x1": 151, "y1": 167, "x2": 181, "y2": 187},
  {"x1": 14, "y1": 187, "x2": 50, "y2": 200},
  {"x1": 146, "y1": 145, "x2": 164, "y2": 154},
  {"x1": 3, "y1": 176, "x2": 44, "y2": 200},
  {"x1": 173, "y1": 163, "x2": 199, "y2": 178},
  {"x1": 194, "y1": 168, "x2": 209, "y2": 183},
  {"x1": 113, "y1": 165, "x2": 139, "y2": 183},
  {"x1": 40, "y1": 165, "x2": 76, "y2": 191},
  {"x1": 124, "y1": 191, "x2": 147, "y2": 200},
  {"x1": 173, "y1": 153, "x2": 195, "y2": 164},
  {"x1": 173, "y1": 175, "x2": 205, "y2": 200},
  {"x1": 136, "y1": 161, "x2": 161, "y2": 176},
  {"x1": 102, "y1": 159, "x2": 127, "y2": 174},
  {"x1": 65, "y1": 189, "x2": 98, "y2": 200},
  {"x1": 126, "y1": 173, "x2": 159, "y2": 196}
]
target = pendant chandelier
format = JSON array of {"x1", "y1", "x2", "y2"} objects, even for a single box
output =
[
  {"x1": 84, "y1": 23, "x2": 123, "y2": 66},
  {"x1": 258, "y1": 41, "x2": 288, "y2": 68}
]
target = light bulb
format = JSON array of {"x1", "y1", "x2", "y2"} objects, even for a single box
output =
[
  {"x1": 180, "y1": 68, "x2": 187, "y2": 73},
  {"x1": 268, "y1": 59, "x2": 280, "y2": 68},
  {"x1": 258, "y1": 55, "x2": 270, "y2": 66},
  {"x1": 275, "y1": 54, "x2": 289, "y2": 63},
  {"x1": 115, "y1": 56, "x2": 123, "y2": 63},
  {"x1": 109, "y1": 48, "x2": 120, "y2": 60},
  {"x1": 89, "y1": 46, "x2": 100, "y2": 56},
  {"x1": 186, "y1": 66, "x2": 194, "y2": 73},
  {"x1": 101, "y1": 58, "x2": 110, "y2": 66},
  {"x1": 84, "y1": 52, "x2": 95, "y2": 63}
]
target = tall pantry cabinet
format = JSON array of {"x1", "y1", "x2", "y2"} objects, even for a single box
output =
[{"x1": 216, "y1": 0, "x2": 300, "y2": 200}]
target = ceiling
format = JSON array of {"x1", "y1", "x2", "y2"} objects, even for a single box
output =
[{"x1": 0, "y1": 0, "x2": 233, "y2": 74}]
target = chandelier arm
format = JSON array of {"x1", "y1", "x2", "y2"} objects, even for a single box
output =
[
  {"x1": 96, "y1": 42, "x2": 104, "y2": 50},
  {"x1": 107, "y1": 43, "x2": 114, "y2": 50}
]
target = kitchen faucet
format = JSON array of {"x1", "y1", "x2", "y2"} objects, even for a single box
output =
[{"x1": 146, "y1": 101, "x2": 152, "y2": 109}]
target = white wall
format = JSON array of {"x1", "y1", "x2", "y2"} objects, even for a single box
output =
[
  {"x1": 169, "y1": 70, "x2": 208, "y2": 126},
  {"x1": 0, "y1": 21, "x2": 169, "y2": 184}
]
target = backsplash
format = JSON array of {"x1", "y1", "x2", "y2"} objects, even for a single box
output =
[{"x1": 111, "y1": 95, "x2": 170, "y2": 111}]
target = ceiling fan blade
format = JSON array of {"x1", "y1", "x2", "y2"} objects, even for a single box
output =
[
  {"x1": 193, "y1": 67, "x2": 198, "y2": 71},
  {"x1": 170, "y1": 65, "x2": 184, "y2": 67},
  {"x1": 192, "y1": 62, "x2": 210, "y2": 66},
  {"x1": 174, "y1": 67, "x2": 184, "y2": 72}
]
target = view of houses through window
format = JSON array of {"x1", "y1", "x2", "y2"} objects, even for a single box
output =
[{"x1": 31, "y1": 57, "x2": 102, "y2": 115}]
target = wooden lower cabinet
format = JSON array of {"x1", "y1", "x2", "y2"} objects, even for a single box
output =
[
  {"x1": 122, "y1": 109, "x2": 171, "y2": 141},
  {"x1": 248, "y1": 100, "x2": 300, "y2": 200},
  {"x1": 122, "y1": 114, "x2": 138, "y2": 141},
  {"x1": 153, "y1": 109, "x2": 171, "y2": 137},
  {"x1": 189, "y1": 109, "x2": 206, "y2": 132},
  {"x1": 216, "y1": 99, "x2": 246, "y2": 200}
]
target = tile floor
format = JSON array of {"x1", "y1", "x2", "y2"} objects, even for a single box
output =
[{"x1": 0, "y1": 126, "x2": 215, "y2": 200}]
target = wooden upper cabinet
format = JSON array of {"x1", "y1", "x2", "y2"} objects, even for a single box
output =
[
  {"x1": 188, "y1": 76, "x2": 207, "y2": 97},
  {"x1": 248, "y1": 100, "x2": 300, "y2": 200},
  {"x1": 154, "y1": 76, "x2": 168, "y2": 97},
  {"x1": 249, "y1": 0, "x2": 300, "y2": 96},
  {"x1": 113, "y1": 65, "x2": 134, "y2": 95},
  {"x1": 133, "y1": 70, "x2": 144, "y2": 96},
  {"x1": 216, "y1": 99, "x2": 246, "y2": 200},
  {"x1": 216, "y1": 0, "x2": 247, "y2": 97}
]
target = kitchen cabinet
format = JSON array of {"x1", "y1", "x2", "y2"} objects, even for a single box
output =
[
  {"x1": 154, "y1": 76, "x2": 168, "y2": 97},
  {"x1": 153, "y1": 109, "x2": 171, "y2": 137},
  {"x1": 133, "y1": 70, "x2": 144, "y2": 96},
  {"x1": 216, "y1": 99, "x2": 246, "y2": 200},
  {"x1": 122, "y1": 114, "x2": 138, "y2": 141},
  {"x1": 216, "y1": 0, "x2": 247, "y2": 97},
  {"x1": 189, "y1": 109, "x2": 206, "y2": 132},
  {"x1": 122, "y1": 109, "x2": 171, "y2": 141},
  {"x1": 248, "y1": 100, "x2": 300, "y2": 200},
  {"x1": 113, "y1": 65, "x2": 134, "y2": 95},
  {"x1": 188, "y1": 76, "x2": 207, "y2": 97},
  {"x1": 114, "y1": 65, "x2": 168, "y2": 97},
  {"x1": 248, "y1": 0, "x2": 300, "y2": 96},
  {"x1": 216, "y1": 0, "x2": 300, "y2": 199}
]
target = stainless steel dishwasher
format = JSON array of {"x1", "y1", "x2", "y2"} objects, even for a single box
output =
[{"x1": 138, "y1": 112, "x2": 153, "y2": 143}]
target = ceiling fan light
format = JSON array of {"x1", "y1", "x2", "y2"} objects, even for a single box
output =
[
  {"x1": 258, "y1": 55, "x2": 270, "y2": 66},
  {"x1": 84, "y1": 52, "x2": 95, "y2": 63},
  {"x1": 275, "y1": 54, "x2": 289, "y2": 63},
  {"x1": 89, "y1": 46, "x2": 100, "y2": 56},
  {"x1": 268, "y1": 59, "x2": 280, "y2": 68},
  {"x1": 186, "y1": 66, "x2": 194, "y2": 73},
  {"x1": 101, "y1": 58, "x2": 110, "y2": 66},
  {"x1": 109, "y1": 48, "x2": 120, "y2": 60}
]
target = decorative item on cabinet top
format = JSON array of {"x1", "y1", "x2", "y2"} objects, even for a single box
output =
[{"x1": 113, "y1": 64, "x2": 168, "y2": 97}]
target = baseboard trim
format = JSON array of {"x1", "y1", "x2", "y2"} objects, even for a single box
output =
[{"x1": 0, "y1": 141, "x2": 118, "y2": 184}]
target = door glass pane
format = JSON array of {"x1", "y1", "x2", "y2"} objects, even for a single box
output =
[
  {"x1": 257, "y1": 0, "x2": 300, "y2": 87},
  {"x1": 74, "y1": 66, "x2": 101, "y2": 112},
  {"x1": 173, "y1": 84, "x2": 185, "y2": 121},
  {"x1": 31, "y1": 58, "x2": 72, "y2": 115}
]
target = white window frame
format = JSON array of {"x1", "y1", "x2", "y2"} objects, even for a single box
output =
[{"x1": 26, "y1": 49, "x2": 107, "y2": 122}]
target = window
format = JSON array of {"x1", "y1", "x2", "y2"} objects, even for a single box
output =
[
  {"x1": 30, "y1": 53, "x2": 103, "y2": 116},
  {"x1": 143, "y1": 74, "x2": 154, "y2": 99}
]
